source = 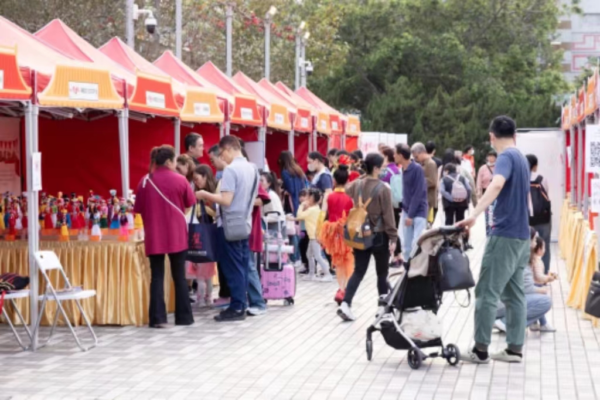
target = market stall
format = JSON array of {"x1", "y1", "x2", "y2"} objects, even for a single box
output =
[
  {"x1": 234, "y1": 72, "x2": 292, "y2": 175},
  {"x1": 197, "y1": 62, "x2": 264, "y2": 150},
  {"x1": 260, "y1": 79, "x2": 313, "y2": 170},
  {"x1": 297, "y1": 86, "x2": 344, "y2": 152},
  {"x1": 345, "y1": 115, "x2": 361, "y2": 152}
]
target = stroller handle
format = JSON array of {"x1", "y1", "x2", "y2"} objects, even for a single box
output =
[{"x1": 438, "y1": 226, "x2": 465, "y2": 235}]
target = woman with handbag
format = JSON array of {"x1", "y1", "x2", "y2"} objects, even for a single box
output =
[
  {"x1": 134, "y1": 145, "x2": 196, "y2": 328},
  {"x1": 337, "y1": 153, "x2": 398, "y2": 322},
  {"x1": 187, "y1": 165, "x2": 218, "y2": 307}
]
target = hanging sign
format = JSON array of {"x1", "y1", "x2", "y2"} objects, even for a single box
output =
[
  {"x1": 193, "y1": 103, "x2": 211, "y2": 117},
  {"x1": 241, "y1": 107, "x2": 253, "y2": 120},
  {"x1": 0, "y1": 70, "x2": 4, "y2": 90},
  {"x1": 32, "y1": 152, "x2": 42, "y2": 191},
  {"x1": 585, "y1": 124, "x2": 600, "y2": 173},
  {"x1": 591, "y1": 179, "x2": 600, "y2": 213},
  {"x1": 146, "y1": 91, "x2": 166, "y2": 109},
  {"x1": 300, "y1": 117, "x2": 309, "y2": 128},
  {"x1": 332, "y1": 121, "x2": 339, "y2": 131},
  {"x1": 68, "y1": 82, "x2": 99, "y2": 101},
  {"x1": 274, "y1": 113, "x2": 285, "y2": 125}
]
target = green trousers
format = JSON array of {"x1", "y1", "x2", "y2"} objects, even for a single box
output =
[{"x1": 475, "y1": 235, "x2": 530, "y2": 352}]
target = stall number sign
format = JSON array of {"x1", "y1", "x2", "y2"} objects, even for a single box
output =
[
  {"x1": 321, "y1": 120, "x2": 327, "y2": 130},
  {"x1": 274, "y1": 113, "x2": 285, "y2": 125},
  {"x1": 146, "y1": 91, "x2": 166, "y2": 109},
  {"x1": 592, "y1": 179, "x2": 600, "y2": 213},
  {"x1": 68, "y1": 82, "x2": 99, "y2": 101},
  {"x1": 332, "y1": 121, "x2": 339, "y2": 131},
  {"x1": 194, "y1": 102, "x2": 211, "y2": 117},
  {"x1": 349, "y1": 124, "x2": 357, "y2": 133},
  {"x1": 0, "y1": 70, "x2": 4, "y2": 90},
  {"x1": 241, "y1": 107, "x2": 254, "y2": 120},
  {"x1": 300, "y1": 117, "x2": 309, "y2": 128}
]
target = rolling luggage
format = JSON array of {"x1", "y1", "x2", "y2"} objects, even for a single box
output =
[{"x1": 261, "y1": 212, "x2": 296, "y2": 305}]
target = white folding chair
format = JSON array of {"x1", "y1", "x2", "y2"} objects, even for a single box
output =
[
  {"x1": 33, "y1": 251, "x2": 98, "y2": 352},
  {"x1": 1, "y1": 290, "x2": 32, "y2": 350}
]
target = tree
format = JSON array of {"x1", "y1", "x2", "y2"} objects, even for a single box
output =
[{"x1": 310, "y1": 0, "x2": 573, "y2": 156}]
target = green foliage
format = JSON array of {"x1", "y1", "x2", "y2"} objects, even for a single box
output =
[{"x1": 311, "y1": 0, "x2": 572, "y2": 155}]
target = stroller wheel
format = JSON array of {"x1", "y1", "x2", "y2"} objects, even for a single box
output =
[
  {"x1": 445, "y1": 344, "x2": 460, "y2": 366},
  {"x1": 366, "y1": 340, "x2": 373, "y2": 361},
  {"x1": 284, "y1": 298, "x2": 294, "y2": 306},
  {"x1": 407, "y1": 348, "x2": 423, "y2": 370}
]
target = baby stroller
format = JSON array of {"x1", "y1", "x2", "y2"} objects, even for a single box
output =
[{"x1": 366, "y1": 226, "x2": 465, "y2": 370}]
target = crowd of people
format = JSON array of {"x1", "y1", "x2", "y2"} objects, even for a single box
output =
[{"x1": 133, "y1": 116, "x2": 556, "y2": 364}]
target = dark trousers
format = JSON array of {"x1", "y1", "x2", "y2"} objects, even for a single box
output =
[
  {"x1": 533, "y1": 222, "x2": 552, "y2": 274},
  {"x1": 149, "y1": 251, "x2": 194, "y2": 327},
  {"x1": 444, "y1": 206, "x2": 466, "y2": 226},
  {"x1": 343, "y1": 234, "x2": 390, "y2": 306},
  {"x1": 217, "y1": 227, "x2": 250, "y2": 312},
  {"x1": 393, "y1": 207, "x2": 402, "y2": 257},
  {"x1": 300, "y1": 232, "x2": 309, "y2": 266},
  {"x1": 217, "y1": 262, "x2": 231, "y2": 298}
]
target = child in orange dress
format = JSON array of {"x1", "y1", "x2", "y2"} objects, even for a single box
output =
[{"x1": 320, "y1": 160, "x2": 354, "y2": 304}]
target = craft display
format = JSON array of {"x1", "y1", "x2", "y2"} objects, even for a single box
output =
[{"x1": 0, "y1": 190, "x2": 143, "y2": 242}]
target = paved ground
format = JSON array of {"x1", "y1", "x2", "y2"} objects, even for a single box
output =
[{"x1": 1, "y1": 220, "x2": 600, "y2": 400}]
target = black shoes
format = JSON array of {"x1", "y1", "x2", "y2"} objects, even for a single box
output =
[{"x1": 214, "y1": 308, "x2": 246, "y2": 322}]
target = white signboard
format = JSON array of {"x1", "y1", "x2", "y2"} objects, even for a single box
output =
[
  {"x1": 68, "y1": 82, "x2": 99, "y2": 101},
  {"x1": 274, "y1": 113, "x2": 285, "y2": 125},
  {"x1": 241, "y1": 107, "x2": 254, "y2": 120},
  {"x1": 332, "y1": 121, "x2": 339, "y2": 131},
  {"x1": 359, "y1": 132, "x2": 381, "y2": 156},
  {"x1": 320, "y1": 120, "x2": 327, "y2": 130},
  {"x1": 193, "y1": 102, "x2": 211, "y2": 117},
  {"x1": 300, "y1": 117, "x2": 309, "y2": 128},
  {"x1": 0, "y1": 70, "x2": 4, "y2": 90},
  {"x1": 32, "y1": 152, "x2": 42, "y2": 191},
  {"x1": 146, "y1": 91, "x2": 166, "y2": 109},
  {"x1": 585, "y1": 124, "x2": 600, "y2": 174},
  {"x1": 592, "y1": 179, "x2": 600, "y2": 213}
]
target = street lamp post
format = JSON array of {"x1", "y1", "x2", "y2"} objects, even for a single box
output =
[
  {"x1": 176, "y1": 0, "x2": 182, "y2": 59},
  {"x1": 126, "y1": 0, "x2": 135, "y2": 48},
  {"x1": 226, "y1": 3, "x2": 233, "y2": 77},
  {"x1": 264, "y1": 6, "x2": 277, "y2": 80},
  {"x1": 300, "y1": 31, "x2": 309, "y2": 88},
  {"x1": 294, "y1": 21, "x2": 305, "y2": 90}
]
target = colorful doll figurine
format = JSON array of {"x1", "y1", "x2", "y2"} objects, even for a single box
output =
[
  {"x1": 14, "y1": 202, "x2": 22, "y2": 231},
  {"x1": 6, "y1": 206, "x2": 16, "y2": 240},
  {"x1": 134, "y1": 212, "x2": 144, "y2": 241},
  {"x1": 90, "y1": 208, "x2": 102, "y2": 241},
  {"x1": 100, "y1": 201, "x2": 109, "y2": 229},
  {"x1": 59, "y1": 211, "x2": 69, "y2": 242},
  {"x1": 51, "y1": 201, "x2": 58, "y2": 228},
  {"x1": 109, "y1": 200, "x2": 120, "y2": 230},
  {"x1": 126, "y1": 200, "x2": 135, "y2": 230},
  {"x1": 118, "y1": 205, "x2": 129, "y2": 242},
  {"x1": 0, "y1": 205, "x2": 5, "y2": 231}
]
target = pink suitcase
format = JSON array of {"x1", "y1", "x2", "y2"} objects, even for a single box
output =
[{"x1": 261, "y1": 263, "x2": 296, "y2": 304}]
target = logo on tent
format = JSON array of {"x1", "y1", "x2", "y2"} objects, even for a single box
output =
[
  {"x1": 274, "y1": 113, "x2": 284, "y2": 125},
  {"x1": 332, "y1": 121, "x2": 339, "y2": 130},
  {"x1": 194, "y1": 103, "x2": 211, "y2": 117},
  {"x1": 146, "y1": 91, "x2": 166, "y2": 109},
  {"x1": 241, "y1": 107, "x2": 254, "y2": 121},
  {"x1": 300, "y1": 118, "x2": 309, "y2": 128},
  {"x1": 68, "y1": 82, "x2": 99, "y2": 101}
]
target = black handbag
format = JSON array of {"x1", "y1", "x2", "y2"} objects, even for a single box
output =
[
  {"x1": 585, "y1": 271, "x2": 600, "y2": 318},
  {"x1": 186, "y1": 201, "x2": 218, "y2": 264},
  {"x1": 438, "y1": 246, "x2": 475, "y2": 292}
]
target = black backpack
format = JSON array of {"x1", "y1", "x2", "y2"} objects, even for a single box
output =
[{"x1": 529, "y1": 176, "x2": 551, "y2": 226}]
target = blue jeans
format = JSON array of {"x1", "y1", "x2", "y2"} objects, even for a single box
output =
[
  {"x1": 289, "y1": 235, "x2": 300, "y2": 263},
  {"x1": 497, "y1": 293, "x2": 551, "y2": 327},
  {"x1": 217, "y1": 227, "x2": 250, "y2": 312},
  {"x1": 400, "y1": 215, "x2": 427, "y2": 260},
  {"x1": 248, "y1": 253, "x2": 266, "y2": 310}
]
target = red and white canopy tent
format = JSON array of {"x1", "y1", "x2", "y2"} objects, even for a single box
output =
[
  {"x1": 296, "y1": 86, "x2": 344, "y2": 151},
  {"x1": 0, "y1": 15, "x2": 130, "y2": 349},
  {"x1": 276, "y1": 81, "x2": 330, "y2": 156},
  {"x1": 233, "y1": 72, "x2": 293, "y2": 174},
  {"x1": 259, "y1": 78, "x2": 312, "y2": 170},
  {"x1": 196, "y1": 62, "x2": 265, "y2": 146},
  {"x1": 153, "y1": 50, "x2": 231, "y2": 162}
]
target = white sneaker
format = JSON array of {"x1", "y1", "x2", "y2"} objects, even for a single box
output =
[
  {"x1": 247, "y1": 307, "x2": 267, "y2": 316},
  {"x1": 317, "y1": 275, "x2": 334, "y2": 282},
  {"x1": 294, "y1": 261, "x2": 303, "y2": 269},
  {"x1": 494, "y1": 320, "x2": 506, "y2": 333},
  {"x1": 337, "y1": 302, "x2": 356, "y2": 321},
  {"x1": 196, "y1": 298, "x2": 207, "y2": 308},
  {"x1": 537, "y1": 323, "x2": 556, "y2": 333},
  {"x1": 460, "y1": 348, "x2": 490, "y2": 364},
  {"x1": 529, "y1": 322, "x2": 541, "y2": 331},
  {"x1": 302, "y1": 274, "x2": 316, "y2": 281},
  {"x1": 490, "y1": 349, "x2": 522, "y2": 363}
]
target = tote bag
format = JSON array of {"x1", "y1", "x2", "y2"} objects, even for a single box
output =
[{"x1": 187, "y1": 201, "x2": 218, "y2": 263}]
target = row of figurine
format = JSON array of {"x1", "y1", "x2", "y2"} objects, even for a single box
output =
[{"x1": 0, "y1": 191, "x2": 144, "y2": 242}]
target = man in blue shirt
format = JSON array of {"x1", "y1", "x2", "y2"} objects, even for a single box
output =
[{"x1": 458, "y1": 116, "x2": 530, "y2": 364}]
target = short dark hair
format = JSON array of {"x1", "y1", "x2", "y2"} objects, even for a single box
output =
[
  {"x1": 333, "y1": 164, "x2": 349, "y2": 185},
  {"x1": 464, "y1": 145, "x2": 473, "y2": 153},
  {"x1": 425, "y1": 141, "x2": 436, "y2": 155},
  {"x1": 352, "y1": 150, "x2": 364, "y2": 160},
  {"x1": 336, "y1": 150, "x2": 350, "y2": 157},
  {"x1": 487, "y1": 150, "x2": 497, "y2": 158},
  {"x1": 308, "y1": 152, "x2": 327, "y2": 164},
  {"x1": 219, "y1": 135, "x2": 242, "y2": 150},
  {"x1": 364, "y1": 153, "x2": 384, "y2": 174},
  {"x1": 382, "y1": 147, "x2": 395, "y2": 163},
  {"x1": 150, "y1": 145, "x2": 175, "y2": 172},
  {"x1": 443, "y1": 163, "x2": 457, "y2": 174},
  {"x1": 395, "y1": 143, "x2": 411, "y2": 160},
  {"x1": 526, "y1": 154, "x2": 538, "y2": 171},
  {"x1": 208, "y1": 145, "x2": 220, "y2": 155},
  {"x1": 308, "y1": 188, "x2": 322, "y2": 203},
  {"x1": 327, "y1": 148, "x2": 339, "y2": 157},
  {"x1": 299, "y1": 188, "x2": 309, "y2": 198},
  {"x1": 489, "y1": 116, "x2": 516, "y2": 139},
  {"x1": 185, "y1": 133, "x2": 202, "y2": 151}
]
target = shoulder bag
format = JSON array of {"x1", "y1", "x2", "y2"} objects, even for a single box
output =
[
  {"x1": 221, "y1": 169, "x2": 258, "y2": 241},
  {"x1": 187, "y1": 201, "x2": 218, "y2": 263},
  {"x1": 585, "y1": 271, "x2": 600, "y2": 318}
]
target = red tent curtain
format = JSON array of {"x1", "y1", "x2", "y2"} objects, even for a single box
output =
[
  {"x1": 345, "y1": 136, "x2": 358, "y2": 152},
  {"x1": 265, "y1": 131, "x2": 289, "y2": 176},
  {"x1": 232, "y1": 126, "x2": 259, "y2": 144},
  {"x1": 330, "y1": 134, "x2": 341, "y2": 150},
  {"x1": 317, "y1": 135, "x2": 328, "y2": 156},
  {"x1": 295, "y1": 134, "x2": 309, "y2": 171}
]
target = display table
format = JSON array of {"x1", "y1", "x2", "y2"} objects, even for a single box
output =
[{"x1": 0, "y1": 241, "x2": 175, "y2": 327}]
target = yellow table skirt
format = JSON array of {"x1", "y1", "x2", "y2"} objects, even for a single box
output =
[{"x1": 0, "y1": 241, "x2": 176, "y2": 327}]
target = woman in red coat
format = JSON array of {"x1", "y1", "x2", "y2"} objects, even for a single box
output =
[{"x1": 134, "y1": 145, "x2": 196, "y2": 328}]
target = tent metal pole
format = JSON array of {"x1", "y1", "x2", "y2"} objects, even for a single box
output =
[
  {"x1": 584, "y1": 120, "x2": 589, "y2": 216},
  {"x1": 25, "y1": 101, "x2": 38, "y2": 351},
  {"x1": 571, "y1": 127, "x2": 576, "y2": 205},
  {"x1": 577, "y1": 123, "x2": 583, "y2": 210},
  {"x1": 174, "y1": 118, "x2": 181, "y2": 156},
  {"x1": 288, "y1": 130, "x2": 295, "y2": 156},
  {"x1": 219, "y1": 123, "x2": 225, "y2": 139},
  {"x1": 119, "y1": 109, "x2": 130, "y2": 197}
]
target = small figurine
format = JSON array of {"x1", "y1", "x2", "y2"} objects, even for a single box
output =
[
  {"x1": 118, "y1": 205, "x2": 129, "y2": 242},
  {"x1": 90, "y1": 209, "x2": 102, "y2": 241}
]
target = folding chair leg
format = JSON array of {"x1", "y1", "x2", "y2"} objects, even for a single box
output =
[
  {"x1": 2, "y1": 301, "x2": 32, "y2": 350},
  {"x1": 51, "y1": 299, "x2": 97, "y2": 352},
  {"x1": 73, "y1": 299, "x2": 98, "y2": 351},
  {"x1": 35, "y1": 296, "x2": 60, "y2": 349}
]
